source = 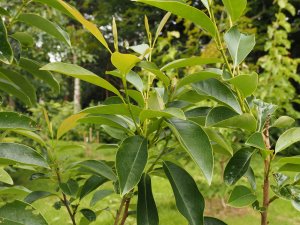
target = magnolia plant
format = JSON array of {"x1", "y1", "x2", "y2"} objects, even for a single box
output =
[{"x1": 0, "y1": 0, "x2": 299, "y2": 225}]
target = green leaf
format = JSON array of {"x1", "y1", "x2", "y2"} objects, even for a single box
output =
[
  {"x1": 59, "y1": 179, "x2": 79, "y2": 197},
  {"x1": 228, "y1": 73, "x2": 258, "y2": 97},
  {"x1": 275, "y1": 128, "x2": 300, "y2": 153},
  {"x1": 176, "y1": 71, "x2": 220, "y2": 90},
  {"x1": 112, "y1": 17, "x2": 118, "y2": 51},
  {"x1": 24, "y1": 191, "x2": 53, "y2": 204},
  {"x1": 0, "y1": 68, "x2": 36, "y2": 105},
  {"x1": 192, "y1": 79, "x2": 242, "y2": 114},
  {"x1": 139, "y1": 108, "x2": 185, "y2": 122},
  {"x1": 0, "y1": 143, "x2": 48, "y2": 168},
  {"x1": 19, "y1": 57, "x2": 60, "y2": 93},
  {"x1": 137, "y1": 174, "x2": 159, "y2": 225},
  {"x1": 12, "y1": 130, "x2": 46, "y2": 147},
  {"x1": 277, "y1": 156, "x2": 300, "y2": 165},
  {"x1": 244, "y1": 167, "x2": 256, "y2": 190},
  {"x1": 0, "y1": 18, "x2": 13, "y2": 64},
  {"x1": 17, "y1": 13, "x2": 70, "y2": 46},
  {"x1": 90, "y1": 190, "x2": 113, "y2": 206},
  {"x1": 111, "y1": 52, "x2": 141, "y2": 75},
  {"x1": 254, "y1": 100, "x2": 277, "y2": 132},
  {"x1": 224, "y1": 26, "x2": 255, "y2": 67},
  {"x1": 185, "y1": 107, "x2": 211, "y2": 126},
  {"x1": 126, "y1": 71, "x2": 144, "y2": 92},
  {"x1": 245, "y1": 132, "x2": 266, "y2": 150},
  {"x1": 163, "y1": 161, "x2": 205, "y2": 225},
  {"x1": 224, "y1": 148, "x2": 255, "y2": 185},
  {"x1": 10, "y1": 32, "x2": 34, "y2": 48},
  {"x1": 278, "y1": 164, "x2": 300, "y2": 172},
  {"x1": 272, "y1": 116, "x2": 295, "y2": 128},
  {"x1": 57, "y1": 113, "x2": 87, "y2": 139},
  {"x1": 153, "y1": 12, "x2": 171, "y2": 45},
  {"x1": 204, "y1": 128, "x2": 233, "y2": 156},
  {"x1": 0, "y1": 168, "x2": 13, "y2": 185},
  {"x1": 56, "y1": 0, "x2": 111, "y2": 52},
  {"x1": 168, "y1": 119, "x2": 213, "y2": 184},
  {"x1": 135, "y1": 0, "x2": 216, "y2": 37},
  {"x1": 127, "y1": 90, "x2": 145, "y2": 107},
  {"x1": 206, "y1": 106, "x2": 256, "y2": 131},
  {"x1": 116, "y1": 135, "x2": 148, "y2": 196},
  {"x1": 161, "y1": 57, "x2": 221, "y2": 71},
  {"x1": 0, "y1": 7, "x2": 10, "y2": 17},
  {"x1": 204, "y1": 217, "x2": 227, "y2": 225},
  {"x1": 0, "y1": 112, "x2": 38, "y2": 131},
  {"x1": 33, "y1": 0, "x2": 73, "y2": 17},
  {"x1": 0, "y1": 200, "x2": 48, "y2": 225},
  {"x1": 80, "y1": 175, "x2": 108, "y2": 199},
  {"x1": 75, "y1": 160, "x2": 117, "y2": 181},
  {"x1": 80, "y1": 209, "x2": 96, "y2": 222},
  {"x1": 40, "y1": 62, "x2": 122, "y2": 99},
  {"x1": 222, "y1": 0, "x2": 247, "y2": 22},
  {"x1": 228, "y1": 185, "x2": 257, "y2": 208}
]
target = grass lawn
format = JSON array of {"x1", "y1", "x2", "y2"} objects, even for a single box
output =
[{"x1": 11, "y1": 141, "x2": 300, "y2": 225}]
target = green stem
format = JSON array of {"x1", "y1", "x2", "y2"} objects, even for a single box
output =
[{"x1": 7, "y1": 0, "x2": 30, "y2": 29}]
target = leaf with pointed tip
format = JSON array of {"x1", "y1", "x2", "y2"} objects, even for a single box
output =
[
  {"x1": 19, "y1": 57, "x2": 60, "y2": 93},
  {"x1": 224, "y1": 148, "x2": 255, "y2": 185},
  {"x1": 40, "y1": 62, "x2": 122, "y2": 99},
  {"x1": 272, "y1": 116, "x2": 295, "y2": 128},
  {"x1": 137, "y1": 174, "x2": 159, "y2": 225},
  {"x1": 90, "y1": 190, "x2": 114, "y2": 206},
  {"x1": 57, "y1": 113, "x2": 87, "y2": 139},
  {"x1": 204, "y1": 217, "x2": 227, "y2": 225},
  {"x1": 59, "y1": 179, "x2": 79, "y2": 197},
  {"x1": 154, "y1": 12, "x2": 171, "y2": 45},
  {"x1": 12, "y1": 130, "x2": 46, "y2": 147},
  {"x1": 167, "y1": 119, "x2": 213, "y2": 184},
  {"x1": 277, "y1": 156, "x2": 300, "y2": 165},
  {"x1": 204, "y1": 128, "x2": 233, "y2": 156},
  {"x1": 275, "y1": 128, "x2": 300, "y2": 153},
  {"x1": 140, "y1": 108, "x2": 185, "y2": 122},
  {"x1": 126, "y1": 71, "x2": 144, "y2": 92},
  {"x1": 245, "y1": 132, "x2": 266, "y2": 150},
  {"x1": 10, "y1": 32, "x2": 34, "y2": 48},
  {"x1": 163, "y1": 161, "x2": 205, "y2": 225},
  {"x1": 224, "y1": 26, "x2": 255, "y2": 67},
  {"x1": 34, "y1": 0, "x2": 73, "y2": 17},
  {"x1": 116, "y1": 135, "x2": 148, "y2": 196},
  {"x1": 228, "y1": 185, "x2": 257, "y2": 208},
  {"x1": 0, "y1": 19, "x2": 13, "y2": 64},
  {"x1": 244, "y1": 167, "x2": 256, "y2": 190},
  {"x1": 192, "y1": 79, "x2": 242, "y2": 114},
  {"x1": 222, "y1": 0, "x2": 247, "y2": 22},
  {"x1": 111, "y1": 52, "x2": 141, "y2": 75},
  {"x1": 228, "y1": 73, "x2": 258, "y2": 97},
  {"x1": 17, "y1": 13, "x2": 71, "y2": 46},
  {"x1": 24, "y1": 191, "x2": 53, "y2": 204},
  {"x1": 80, "y1": 209, "x2": 96, "y2": 222},
  {"x1": 0, "y1": 112, "x2": 38, "y2": 131},
  {"x1": 161, "y1": 57, "x2": 221, "y2": 71},
  {"x1": 127, "y1": 90, "x2": 145, "y2": 107},
  {"x1": 135, "y1": 0, "x2": 216, "y2": 37},
  {"x1": 0, "y1": 168, "x2": 13, "y2": 185},
  {"x1": 80, "y1": 175, "x2": 108, "y2": 199}
]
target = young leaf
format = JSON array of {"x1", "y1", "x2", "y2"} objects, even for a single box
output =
[
  {"x1": 224, "y1": 26, "x2": 255, "y2": 67},
  {"x1": 0, "y1": 112, "x2": 38, "y2": 131},
  {"x1": 277, "y1": 156, "x2": 300, "y2": 165},
  {"x1": 245, "y1": 132, "x2": 266, "y2": 150},
  {"x1": 139, "y1": 108, "x2": 186, "y2": 122},
  {"x1": 144, "y1": 15, "x2": 152, "y2": 45},
  {"x1": 116, "y1": 135, "x2": 148, "y2": 196},
  {"x1": 12, "y1": 130, "x2": 46, "y2": 147},
  {"x1": 111, "y1": 52, "x2": 141, "y2": 75},
  {"x1": 161, "y1": 57, "x2": 221, "y2": 71},
  {"x1": 17, "y1": 13, "x2": 71, "y2": 46},
  {"x1": 222, "y1": 0, "x2": 247, "y2": 22},
  {"x1": 275, "y1": 128, "x2": 300, "y2": 153},
  {"x1": 82, "y1": 104, "x2": 141, "y2": 118},
  {"x1": 40, "y1": 62, "x2": 122, "y2": 99},
  {"x1": 10, "y1": 32, "x2": 34, "y2": 48},
  {"x1": 192, "y1": 79, "x2": 242, "y2": 114},
  {"x1": 167, "y1": 119, "x2": 214, "y2": 184},
  {"x1": 153, "y1": 12, "x2": 171, "y2": 45},
  {"x1": 0, "y1": 168, "x2": 13, "y2": 185},
  {"x1": 224, "y1": 148, "x2": 255, "y2": 185},
  {"x1": 204, "y1": 217, "x2": 227, "y2": 225},
  {"x1": 0, "y1": 18, "x2": 13, "y2": 64},
  {"x1": 272, "y1": 116, "x2": 295, "y2": 128},
  {"x1": 56, "y1": 0, "x2": 111, "y2": 52},
  {"x1": 137, "y1": 174, "x2": 159, "y2": 225},
  {"x1": 24, "y1": 191, "x2": 53, "y2": 204},
  {"x1": 80, "y1": 175, "x2": 108, "y2": 199},
  {"x1": 135, "y1": 0, "x2": 216, "y2": 37},
  {"x1": 228, "y1": 73, "x2": 258, "y2": 97},
  {"x1": 59, "y1": 179, "x2": 79, "y2": 197},
  {"x1": 163, "y1": 161, "x2": 205, "y2": 225},
  {"x1": 227, "y1": 185, "x2": 257, "y2": 208},
  {"x1": 57, "y1": 113, "x2": 87, "y2": 139},
  {"x1": 0, "y1": 200, "x2": 48, "y2": 225},
  {"x1": 112, "y1": 17, "x2": 119, "y2": 51}
]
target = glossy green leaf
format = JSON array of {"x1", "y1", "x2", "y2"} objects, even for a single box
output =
[
  {"x1": 0, "y1": 18, "x2": 13, "y2": 64},
  {"x1": 127, "y1": 90, "x2": 145, "y2": 107},
  {"x1": 57, "y1": 113, "x2": 87, "y2": 139},
  {"x1": 111, "y1": 52, "x2": 141, "y2": 75},
  {"x1": 0, "y1": 143, "x2": 49, "y2": 168},
  {"x1": 254, "y1": 100, "x2": 277, "y2": 132},
  {"x1": 12, "y1": 130, "x2": 46, "y2": 147},
  {"x1": 168, "y1": 119, "x2": 213, "y2": 184},
  {"x1": 75, "y1": 160, "x2": 117, "y2": 181},
  {"x1": 228, "y1": 186, "x2": 257, "y2": 208},
  {"x1": 176, "y1": 71, "x2": 220, "y2": 90},
  {"x1": 140, "y1": 108, "x2": 185, "y2": 122},
  {"x1": 17, "y1": 13, "x2": 70, "y2": 46},
  {"x1": 224, "y1": 148, "x2": 255, "y2": 185},
  {"x1": 278, "y1": 164, "x2": 300, "y2": 172},
  {"x1": 224, "y1": 26, "x2": 255, "y2": 67},
  {"x1": 41, "y1": 62, "x2": 122, "y2": 98},
  {"x1": 204, "y1": 128, "x2": 233, "y2": 156},
  {"x1": 19, "y1": 57, "x2": 60, "y2": 93},
  {"x1": 10, "y1": 32, "x2": 34, "y2": 48},
  {"x1": 135, "y1": 0, "x2": 216, "y2": 37},
  {"x1": 204, "y1": 217, "x2": 227, "y2": 225},
  {"x1": 116, "y1": 135, "x2": 148, "y2": 196},
  {"x1": 0, "y1": 168, "x2": 13, "y2": 185},
  {"x1": 222, "y1": 0, "x2": 247, "y2": 22},
  {"x1": 153, "y1": 12, "x2": 171, "y2": 45},
  {"x1": 275, "y1": 128, "x2": 300, "y2": 153},
  {"x1": 245, "y1": 132, "x2": 266, "y2": 150},
  {"x1": 163, "y1": 161, "x2": 205, "y2": 225},
  {"x1": 185, "y1": 107, "x2": 211, "y2": 126},
  {"x1": 228, "y1": 73, "x2": 258, "y2": 97},
  {"x1": 129, "y1": 44, "x2": 150, "y2": 57},
  {"x1": 0, "y1": 200, "x2": 48, "y2": 225},
  {"x1": 112, "y1": 17, "x2": 118, "y2": 51},
  {"x1": 137, "y1": 174, "x2": 159, "y2": 225},
  {"x1": 206, "y1": 106, "x2": 256, "y2": 131},
  {"x1": 192, "y1": 79, "x2": 242, "y2": 114},
  {"x1": 277, "y1": 156, "x2": 300, "y2": 165},
  {"x1": 59, "y1": 179, "x2": 79, "y2": 197},
  {"x1": 34, "y1": 0, "x2": 73, "y2": 17},
  {"x1": 90, "y1": 190, "x2": 114, "y2": 206},
  {"x1": 244, "y1": 167, "x2": 256, "y2": 190},
  {"x1": 272, "y1": 116, "x2": 295, "y2": 128},
  {"x1": 80, "y1": 209, "x2": 96, "y2": 222},
  {"x1": 80, "y1": 175, "x2": 108, "y2": 199},
  {"x1": 148, "y1": 90, "x2": 165, "y2": 110},
  {"x1": 0, "y1": 68, "x2": 36, "y2": 105},
  {"x1": 161, "y1": 57, "x2": 221, "y2": 71},
  {"x1": 0, "y1": 112, "x2": 38, "y2": 131},
  {"x1": 24, "y1": 191, "x2": 53, "y2": 204},
  {"x1": 126, "y1": 71, "x2": 144, "y2": 92}
]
